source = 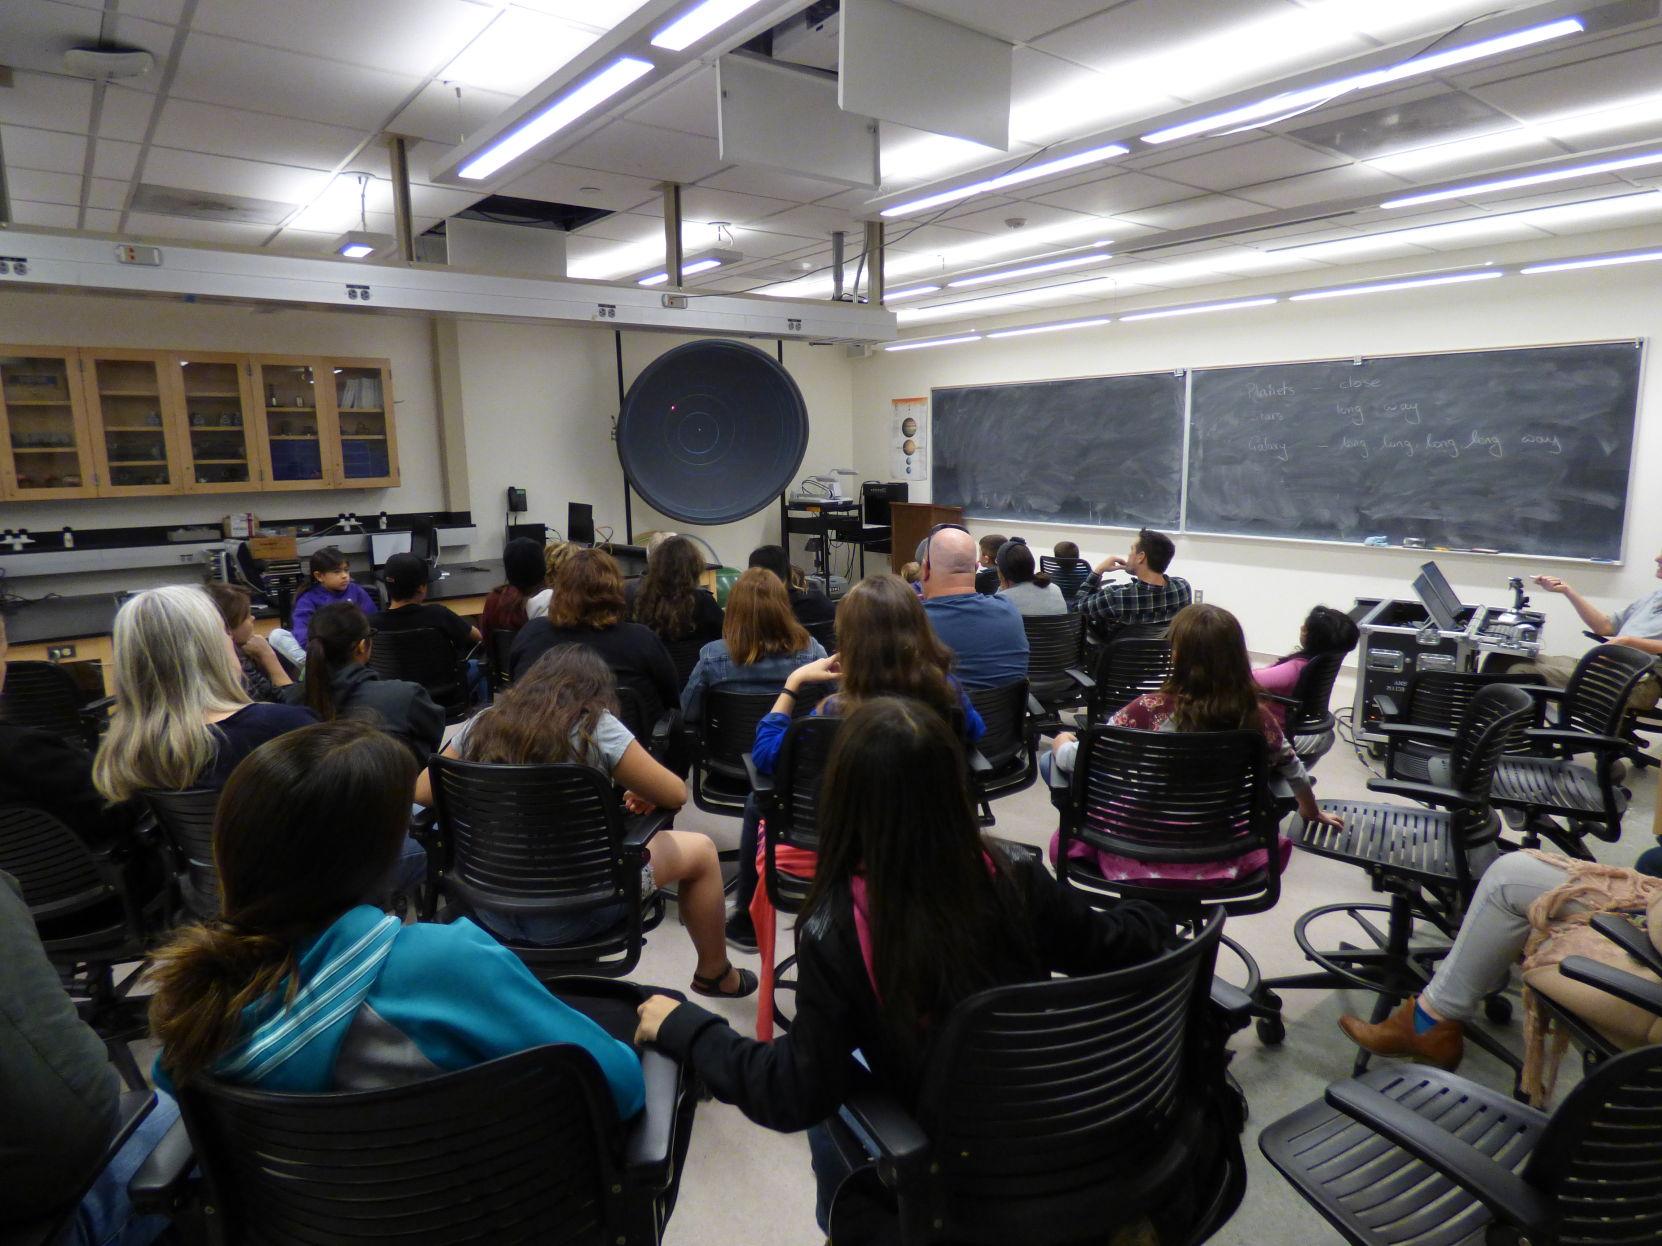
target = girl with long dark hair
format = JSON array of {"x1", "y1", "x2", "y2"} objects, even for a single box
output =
[
  {"x1": 636, "y1": 697, "x2": 1171, "y2": 1232},
  {"x1": 994, "y1": 537, "x2": 1066, "y2": 616},
  {"x1": 1253, "y1": 603, "x2": 1360, "y2": 729},
  {"x1": 633, "y1": 534, "x2": 723, "y2": 646}
]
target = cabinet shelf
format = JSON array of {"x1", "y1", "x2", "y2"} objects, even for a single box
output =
[
  {"x1": 183, "y1": 391, "x2": 241, "y2": 398},
  {"x1": 99, "y1": 390, "x2": 161, "y2": 397},
  {"x1": 109, "y1": 459, "x2": 169, "y2": 467},
  {"x1": 267, "y1": 434, "x2": 319, "y2": 441},
  {"x1": 105, "y1": 425, "x2": 166, "y2": 432},
  {"x1": 190, "y1": 425, "x2": 245, "y2": 432},
  {"x1": 337, "y1": 407, "x2": 385, "y2": 414},
  {"x1": 11, "y1": 446, "x2": 79, "y2": 454},
  {"x1": 340, "y1": 434, "x2": 386, "y2": 440},
  {"x1": 265, "y1": 405, "x2": 316, "y2": 412},
  {"x1": 4, "y1": 398, "x2": 73, "y2": 406},
  {"x1": 193, "y1": 458, "x2": 247, "y2": 465}
]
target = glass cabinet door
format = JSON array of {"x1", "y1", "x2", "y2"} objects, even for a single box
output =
[
  {"x1": 0, "y1": 349, "x2": 94, "y2": 500},
  {"x1": 177, "y1": 355, "x2": 258, "y2": 491},
  {"x1": 84, "y1": 351, "x2": 181, "y2": 495},
  {"x1": 327, "y1": 361, "x2": 399, "y2": 487},
  {"x1": 254, "y1": 359, "x2": 327, "y2": 489}
]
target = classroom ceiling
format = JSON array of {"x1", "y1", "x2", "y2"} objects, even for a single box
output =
[{"x1": 4, "y1": 0, "x2": 1662, "y2": 330}]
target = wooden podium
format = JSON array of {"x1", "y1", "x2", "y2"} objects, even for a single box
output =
[{"x1": 887, "y1": 501, "x2": 965, "y2": 575}]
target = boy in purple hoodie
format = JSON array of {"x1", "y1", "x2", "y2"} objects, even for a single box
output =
[{"x1": 290, "y1": 546, "x2": 377, "y2": 645}]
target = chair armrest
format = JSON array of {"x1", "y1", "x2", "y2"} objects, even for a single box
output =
[
  {"x1": 1372, "y1": 692, "x2": 1400, "y2": 720},
  {"x1": 1064, "y1": 667, "x2": 1096, "y2": 691},
  {"x1": 1026, "y1": 693, "x2": 1047, "y2": 720},
  {"x1": 622, "y1": 809, "x2": 672, "y2": 853},
  {"x1": 1210, "y1": 978, "x2": 1254, "y2": 1030},
  {"x1": 1590, "y1": 913, "x2": 1662, "y2": 976},
  {"x1": 1523, "y1": 729, "x2": 1633, "y2": 753},
  {"x1": 1324, "y1": 1081, "x2": 1551, "y2": 1232},
  {"x1": 1265, "y1": 693, "x2": 1298, "y2": 710},
  {"x1": 128, "y1": 1116, "x2": 195, "y2": 1215},
  {"x1": 838, "y1": 1088, "x2": 932, "y2": 1188},
  {"x1": 623, "y1": 1047, "x2": 684, "y2": 1179},
  {"x1": 1559, "y1": 956, "x2": 1662, "y2": 1018},
  {"x1": 1512, "y1": 683, "x2": 1565, "y2": 703},
  {"x1": 649, "y1": 710, "x2": 678, "y2": 756},
  {"x1": 1363, "y1": 778, "x2": 1478, "y2": 808},
  {"x1": 79, "y1": 695, "x2": 116, "y2": 719},
  {"x1": 1375, "y1": 722, "x2": 1459, "y2": 742},
  {"x1": 967, "y1": 749, "x2": 994, "y2": 775},
  {"x1": 742, "y1": 753, "x2": 774, "y2": 795}
]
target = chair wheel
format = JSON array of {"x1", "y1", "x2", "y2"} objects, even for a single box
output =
[
  {"x1": 1256, "y1": 1014, "x2": 1286, "y2": 1046},
  {"x1": 1484, "y1": 995, "x2": 1513, "y2": 1024}
]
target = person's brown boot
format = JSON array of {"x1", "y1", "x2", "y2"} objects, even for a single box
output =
[{"x1": 1339, "y1": 997, "x2": 1464, "y2": 1071}]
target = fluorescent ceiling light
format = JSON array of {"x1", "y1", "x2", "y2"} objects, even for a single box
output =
[
  {"x1": 1141, "y1": 17, "x2": 1583, "y2": 145},
  {"x1": 949, "y1": 253, "x2": 1113, "y2": 288},
  {"x1": 1290, "y1": 270, "x2": 1503, "y2": 301},
  {"x1": 884, "y1": 334, "x2": 983, "y2": 352},
  {"x1": 638, "y1": 257, "x2": 724, "y2": 286},
  {"x1": 880, "y1": 142, "x2": 1130, "y2": 218},
  {"x1": 333, "y1": 230, "x2": 389, "y2": 259},
  {"x1": 1381, "y1": 149, "x2": 1662, "y2": 209},
  {"x1": 1521, "y1": 249, "x2": 1662, "y2": 275},
  {"x1": 651, "y1": 0, "x2": 769, "y2": 51},
  {"x1": 986, "y1": 318, "x2": 1111, "y2": 339},
  {"x1": 459, "y1": 57, "x2": 653, "y2": 180},
  {"x1": 571, "y1": 222, "x2": 724, "y2": 281},
  {"x1": 887, "y1": 285, "x2": 942, "y2": 301},
  {"x1": 1121, "y1": 297, "x2": 1278, "y2": 322}
]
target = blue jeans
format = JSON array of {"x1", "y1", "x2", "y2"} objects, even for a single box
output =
[
  {"x1": 1637, "y1": 845, "x2": 1662, "y2": 879},
  {"x1": 71, "y1": 1091, "x2": 179, "y2": 1246},
  {"x1": 808, "y1": 1121, "x2": 852, "y2": 1233}
]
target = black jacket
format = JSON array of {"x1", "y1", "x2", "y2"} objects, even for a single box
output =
[
  {"x1": 654, "y1": 853, "x2": 1171, "y2": 1130},
  {"x1": 789, "y1": 586, "x2": 836, "y2": 629},
  {"x1": 508, "y1": 619, "x2": 678, "y2": 711},
  {"x1": 0, "y1": 723, "x2": 137, "y2": 850},
  {"x1": 283, "y1": 663, "x2": 443, "y2": 763}
]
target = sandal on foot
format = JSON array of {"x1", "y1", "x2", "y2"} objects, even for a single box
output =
[{"x1": 692, "y1": 962, "x2": 759, "y2": 999}]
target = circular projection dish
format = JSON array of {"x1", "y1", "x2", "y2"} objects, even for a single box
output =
[{"x1": 616, "y1": 339, "x2": 810, "y2": 526}]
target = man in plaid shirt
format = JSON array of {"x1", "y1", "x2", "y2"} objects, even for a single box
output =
[{"x1": 1076, "y1": 528, "x2": 1192, "y2": 642}]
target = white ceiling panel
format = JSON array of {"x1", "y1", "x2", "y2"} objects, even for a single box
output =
[
  {"x1": 82, "y1": 207, "x2": 121, "y2": 232},
  {"x1": 190, "y1": 0, "x2": 493, "y2": 77},
  {"x1": 936, "y1": 199, "x2": 1110, "y2": 238},
  {"x1": 677, "y1": 186, "x2": 800, "y2": 226},
  {"x1": 0, "y1": 70, "x2": 95, "y2": 133},
  {"x1": 1227, "y1": 162, "x2": 1406, "y2": 210},
  {"x1": 508, "y1": 0, "x2": 653, "y2": 23},
  {"x1": 9, "y1": 201, "x2": 80, "y2": 227},
  {"x1": 153, "y1": 98, "x2": 367, "y2": 166},
  {"x1": 558, "y1": 120, "x2": 727, "y2": 185},
  {"x1": 809, "y1": 187, "x2": 879, "y2": 211},
  {"x1": 168, "y1": 32, "x2": 422, "y2": 130},
  {"x1": 129, "y1": 214, "x2": 295, "y2": 246},
  {"x1": 436, "y1": 6, "x2": 600, "y2": 95},
  {"x1": 1026, "y1": 170, "x2": 1199, "y2": 216},
  {"x1": 624, "y1": 69, "x2": 719, "y2": 139},
  {"x1": 1117, "y1": 194, "x2": 1271, "y2": 232},
  {"x1": 406, "y1": 183, "x2": 487, "y2": 219},
  {"x1": 503, "y1": 163, "x2": 659, "y2": 212},
  {"x1": 1031, "y1": 0, "x2": 1304, "y2": 73},
  {"x1": 695, "y1": 163, "x2": 853, "y2": 202},
  {"x1": 141, "y1": 147, "x2": 330, "y2": 204},
  {"x1": 0, "y1": 126, "x2": 88, "y2": 175},
  {"x1": 898, "y1": 0, "x2": 1115, "y2": 45},
  {"x1": 753, "y1": 201, "x2": 869, "y2": 241},
  {"x1": 1142, "y1": 136, "x2": 1346, "y2": 192},
  {"x1": 7, "y1": 168, "x2": 83, "y2": 205},
  {"x1": 0, "y1": 2, "x2": 104, "y2": 74},
  {"x1": 90, "y1": 139, "x2": 143, "y2": 181},
  {"x1": 1465, "y1": 43, "x2": 1662, "y2": 122},
  {"x1": 86, "y1": 177, "x2": 129, "y2": 211},
  {"x1": 388, "y1": 82, "x2": 517, "y2": 147},
  {"x1": 569, "y1": 209, "x2": 661, "y2": 241},
  {"x1": 96, "y1": 86, "x2": 158, "y2": 143},
  {"x1": 110, "y1": 0, "x2": 187, "y2": 22}
]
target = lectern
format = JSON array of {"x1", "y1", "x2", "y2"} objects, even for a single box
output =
[{"x1": 887, "y1": 502, "x2": 965, "y2": 575}]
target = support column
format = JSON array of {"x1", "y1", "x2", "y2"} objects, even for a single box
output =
[
  {"x1": 863, "y1": 219, "x2": 885, "y2": 304},
  {"x1": 388, "y1": 135, "x2": 416, "y2": 263},
  {"x1": 661, "y1": 182, "x2": 684, "y2": 287},
  {"x1": 831, "y1": 230, "x2": 846, "y2": 301}
]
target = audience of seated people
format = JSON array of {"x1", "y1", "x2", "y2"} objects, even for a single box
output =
[
  {"x1": 680, "y1": 566, "x2": 826, "y2": 724},
  {"x1": 482, "y1": 536, "x2": 547, "y2": 636},
  {"x1": 748, "y1": 544, "x2": 836, "y2": 630},
  {"x1": 289, "y1": 545, "x2": 378, "y2": 647},
  {"x1": 1076, "y1": 527, "x2": 1192, "y2": 643},
  {"x1": 974, "y1": 532, "x2": 1006, "y2": 596},
  {"x1": 205, "y1": 582, "x2": 294, "y2": 701},
  {"x1": 918, "y1": 525, "x2": 1029, "y2": 688},
  {"x1": 1050, "y1": 539, "x2": 1092, "y2": 596},
  {"x1": 994, "y1": 537, "x2": 1067, "y2": 616},
  {"x1": 633, "y1": 534, "x2": 725, "y2": 651},
  {"x1": 1253, "y1": 604, "x2": 1361, "y2": 729},
  {"x1": 414, "y1": 645, "x2": 755, "y2": 999},
  {"x1": 376, "y1": 550, "x2": 488, "y2": 703}
]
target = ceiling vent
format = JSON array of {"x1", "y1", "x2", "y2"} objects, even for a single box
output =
[
  {"x1": 128, "y1": 184, "x2": 294, "y2": 225},
  {"x1": 1290, "y1": 92, "x2": 1514, "y2": 162}
]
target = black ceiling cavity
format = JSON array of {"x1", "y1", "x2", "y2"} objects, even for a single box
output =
[{"x1": 423, "y1": 195, "x2": 613, "y2": 236}]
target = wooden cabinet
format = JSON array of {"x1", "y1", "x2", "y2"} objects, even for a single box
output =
[
  {"x1": 83, "y1": 349, "x2": 187, "y2": 496},
  {"x1": 175, "y1": 353, "x2": 263, "y2": 492},
  {"x1": 0, "y1": 347, "x2": 96, "y2": 500},
  {"x1": 252, "y1": 357, "x2": 330, "y2": 490},
  {"x1": 329, "y1": 358, "x2": 399, "y2": 488}
]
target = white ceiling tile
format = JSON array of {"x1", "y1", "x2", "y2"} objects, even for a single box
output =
[
  {"x1": 810, "y1": 187, "x2": 879, "y2": 211},
  {"x1": 753, "y1": 202, "x2": 869, "y2": 241},
  {"x1": 696, "y1": 163, "x2": 855, "y2": 202},
  {"x1": 0, "y1": 70, "x2": 94, "y2": 132},
  {"x1": 141, "y1": 147, "x2": 331, "y2": 205},
  {"x1": 897, "y1": 0, "x2": 1114, "y2": 45},
  {"x1": 624, "y1": 68, "x2": 718, "y2": 140},
  {"x1": 86, "y1": 177, "x2": 129, "y2": 211},
  {"x1": 0, "y1": 126, "x2": 87, "y2": 175},
  {"x1": 1030, "y1": 0, "x2": 1302, "y2": 73},
  {"x1": 169, "y1": 32, "x2": 422, "y2": 130},
  {"x1": 1226, "y1": 161, "x2": 1407, "y2": 209},
  {"x1": 9, "y1": 201, "x2": 80, "y2": 228},
  {"x1": 508, "y1": 0, "x2": 651, "y2": 27},
  {"x1": 117, "y1": 0, "x2": 187, "y2": 22},
  {"x1": 82, "y1": 207, "x2": 121, "y2": 231},
  {"x1": 935, "y1": 198, "x2": 1109, "y2": 238},
  {"x1": 125, "y1": 214, "x2": 287, "y2": 246},
  {"x1": 570, "y1": 210, "x2": 662, "y2": 242},
  {"x1": 1465, "y1": 43, "x2": 1662, "y2": 122},
  {"x1": 1116, "y1": 194, "x2": 1270, "y2": 232},
  {"x1": 0, "y1": 2, "x2": 103, "y2": 74},
  {"x1": 98, "y1": 86, "x2": 158, "y2": 143},
  {"x1": 154, "y1": 98, "x2": 368, "y2": 166},
  {"x1": 1139, "y1": 136, "x2": 1345, "y2": 192},
  {"x1": 560, "y1": 120, "x2": 728, "y2": 184},
  {"x1": 7, "y1": 168, "x2": 83, "y2": 205},
  {"x1": 725, "y1": 227, "x2": 830, "y2": 261},
  {"x1": 503, "y1": 163, "x2": 659, "y2": 212},
  {"x1": 407, "y1": 183, "x2": 491, "y2": 218},
  {"x1": 389, "y1": 82, "x2": 518, "y2": 148},
  {"x1": 191, "y1": 0, "x2": 494, "y2": 77},
  {"x1": 1026, "y1": 169, "x2": 1197, "y2": 216},
  {"x1": 90, "y1": 139, "x2": 142, "y2": 181},
  {"x1": 437, "y1": 6, "x2": 599, "y2": 95},
  {"x1": 677, "y1": 186, "x2": 799, "y2": 226}
]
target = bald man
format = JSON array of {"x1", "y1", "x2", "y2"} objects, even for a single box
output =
[{"x1": 921, "y1": 526, "x2": 1028, "y2": 688}]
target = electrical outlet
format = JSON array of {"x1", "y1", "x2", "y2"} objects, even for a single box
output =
[{"x1": 47, "y1": 644, "x2": 76, "y2": 661}]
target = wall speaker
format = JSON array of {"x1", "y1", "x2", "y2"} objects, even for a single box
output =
[{"x1": 616, "y1": 339, "x2": 809, "y2": 526}]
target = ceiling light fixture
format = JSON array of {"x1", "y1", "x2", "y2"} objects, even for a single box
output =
[
  {"x1": 986, "y1": 317, "x2": 1112, "y2": 339},
  {"x1": 1141, "y1": 17, "x2": 1584, "y2": 146},
  {"x1": 948, "y1": 253, "x2": 1113, "y2": 288},
  {"x1": 1380, "y1": 148, "x2": 1662, "y2": 209},
  {"x1": 1120, "y1": 297, "x2": 1278, "y2": 322},
  {"x1": 638, "y1": 257, "x2": 724, "y2": 285},
  {"x1": 884, "y1": 334, "x2": 984, "y2": 351},
  {"x1": 886, "y1": 285, "x2": 942, "y2": 301},
  {"x1": 1521, "y1": 249, "x2": 1662, "y2": 275},
  {"x1": 334, "y1": 232, "x2": 381, "y2": 259},
  {"x1": 651, "y1": 0, "x2": 771, "y2": 51},
  {"x1": 459, "y1": 57, "x2": 654, "y2": 180},
  {"x1": 1289, "y1": 270, "x2": 1504, "y2": 301},
  {"x1": 880, "y1": 142, "x2": 1131, "y2": 218}
]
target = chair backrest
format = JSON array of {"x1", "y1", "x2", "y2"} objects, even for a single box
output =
[
  {"x1": 662, "y1": 637, "x2": 705, "y2": 694},
  {"x1": 804, "y1": 617, "x2": 837, "y2": 655},
  {"x1": 1064, "y1": 726, "x2": 1280, "y2": 914},
  {"x1": 1400, "y1": 669, "x2": 1528, "y2": 733},
  {"x1": 1088, "y1": 636, "x2": 1173, "y2": 722},
  {"x1": 176, "y1": 1044, "x2": 630, "y2": 1246},
  {"x1": 1038, "y1": 555, "x2": 1091, "y2": 604},
  {"x1": 0, "y1": 804, "x2": 117, "y2": 926},
  {"x1": 1563, "y1": 643, "x2": 1657, "y2": 737},
  {"x1": 967, "y1": 679, "x2": 1030, "y2": 769},
  {"x1": 408, "y1": 515, "x2": 439, "y2": 569},
  {"x1": 1022, "y1": 613, "x2": 1083, "y2": 686},
  {"x1": 1286, "y1": 649, "x2": 1347, "y2": 736},
  {"x1": 143, "y1": 788, "x2": 222, "y2": 920},
  {"x1": 613, "y1": 680, "x2": 667, "y2": 746},
  {"x1": 0, "y1": 660, "x2": 89, "y2": 748},
  {"x1": 764, "y1": 716, "x2": 841, "y2": 912},
  {"x1": 907, "y1": 911, "x2": 1230, "y2": 1243},
  {"x1": 488, "y1": 627, "x2": 517, "y2": 690},
  {"x1": 702, "y1": 688, "x2": 780, "y2": 769},
  {"x1": 367, "y1": 627, "x2": 467, "y2": 717},
  {"x1": 1447, "y1": 683, "x2": 1535, "y2": 839}
]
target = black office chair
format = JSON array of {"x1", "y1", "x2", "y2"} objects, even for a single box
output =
[
  {"x1": 1270, "y1": 648, "x2": 1350, "y2": 770},
  {"x1": 1375, "y1": 668, "x2": 1533, "y2": 785},
  {"x1": 614, "y1": 680, "x2": 678, "y2": 763},
  {"x1": 408, "y1": 514, "x2": 440, "y2": 576},
  {"x1": 1055, "y1": 725, "x2": 1289, "y2": 1044},
  {"x1": 830, "y1": 910, "x2": 1244, "y2": 1246},
  {"x1": 1082, "y1": 634, "x2": 1173, "y2": 727},
  {"x1": 662, "y1": 636, "x2": 706, "y2": 696},
  {"x1": 1, "y1": 660, "x2": 109, "y2": 750},
  {"x1": 690, "y1": 688, "x2": 778, "y2": 818},
  {"x1": 804, "y1": 617, "x2": 837, "y2": 655},
  {"x1": 430, "y1": 757, "x2": 666, "y2": 982},
  {"x1": 366, "y1": 626, "x2": 470, "y2": 722},
  {"x1": 487, "y1": 627, "x2": 518, "y2": 691},
  {"x1": 130, "y1": 1041, "x2": 699, "y2": 1246},
  {"x1": 1265, "y1": 683, "x2": 1534, "y2": 1074},
  {"x1": 1261, "y1": 1032, "x2": 1662, "y2": 1246},
  {"x1": 1038, "y1": 555, "x2": 1091, "y2": 607},
  {"x1": 1020, "y1": 612, "x2": 1086, "y2": 730},
  {"x1": 1, "y1": 1089, "x2": 157, "y2": 1246},
  {"x1": 964, "y1": 679, "x2": 1039, "y2": 826},
  {"x1": 0, "y1": 805, "x2": 159, "y2": 1089},
  {"x1": 142, "y1": 788, "x2": 221, "y2": 921}
]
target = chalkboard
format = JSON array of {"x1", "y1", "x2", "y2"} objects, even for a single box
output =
[
  {"x1": 932, "y1": 372, "x2": 1185, "y2": 528},
  {"x1": 1185, "y1": 343, "x2": 1642, "y2": 560}
]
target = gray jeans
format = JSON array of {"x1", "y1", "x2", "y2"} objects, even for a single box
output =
[{"x1": 1421, "y1": 852, "x2": 1572, "y2": 1022}]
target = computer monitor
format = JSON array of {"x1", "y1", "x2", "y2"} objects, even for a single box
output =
[
  {"x1": 1419, "y1": 560, "x2": 1467, "y2": 622},
  {"x1": 1413, "y1": 561, "x2": 1466, "y2": 632},
  {"x1": 568, "y1": 502, "x2": 595, "y2": 546},
  {"x1": 862, "y1": 480, "x2": 908, "y2": 527},
  {"x1": 369, "y1": 531, "x2": 412, "y2": 569}
]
